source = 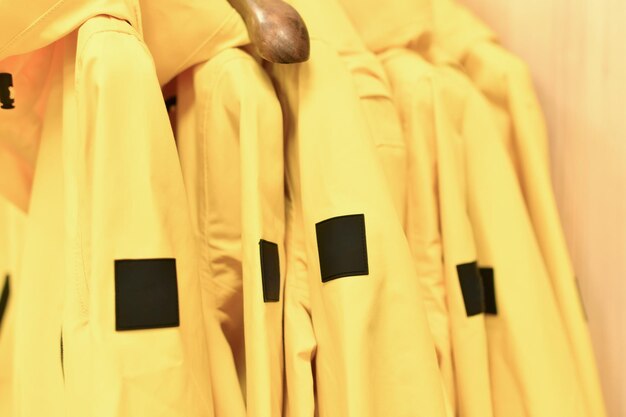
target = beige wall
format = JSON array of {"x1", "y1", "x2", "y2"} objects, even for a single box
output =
[{"x1": 458, "y1": 0, "x2": 626, "y2": 415}]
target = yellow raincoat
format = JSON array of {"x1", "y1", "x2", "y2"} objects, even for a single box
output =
[
  {"x1": 270, "y1": 1, "x2": 449, "y2": 416},
  {"x1": 1, "y1": 2, "x2": 218, "y2": 415},
  {"x1": 432, "y1": 2, "x2": 606, "y2": 416},
  {"x1": 175, "y1": 47, "x2": 285, "y2": 417}
]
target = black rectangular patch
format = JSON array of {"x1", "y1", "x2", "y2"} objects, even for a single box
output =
[
  {"x1": 479, "y1": 267, "x2": 497, "y2": 315},
  {"x1": 115, "y1": 259, "x2": 180, "y2": 331},
  {"x1": 0, "y1": 275, "x2": 9, "y2": 330},
  {"x1": 316, "y1": 214, "x2": 369, "y2": 283},
  {"x1": 457, "y1": 261, "x2": 484, "y2": 317},
  {"x1": 259, "y1": 240, "x2": 280, "y2": 302},
  {"x1": 0, "y1": 73, "x2": 15, "y2": 109}
]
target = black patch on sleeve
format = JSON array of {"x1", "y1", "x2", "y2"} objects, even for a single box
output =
[
  {"x1": 259, "y1": 240, "x2": 280, "y2": 302},
  {"x1": 479, "y1": 267, "x2": 497, "y2": 315},
  {"x1": 0, "y1": 275, "x2": 9, "y2": 330},
  {"x1": 316, "y1": 214, "x2": 369, "y2": 283},
  {"x1": 0, "y1": 73, "x2": 15, "y2": 109},
  {"x1": 115, "y1": 259, "x2": 180, "y2": 331},
  {"x1": 456, "y1": 261, "x2": 484, "y2": 316}
]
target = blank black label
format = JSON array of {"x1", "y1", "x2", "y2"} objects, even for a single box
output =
[
  {"x1": 0, "y1": 73, "x2": 15, "y2": 109},
  {"x1": 115, "y1": 259, "x2": 180, "y2": 331},
  {"x1": 479, "y1": 267, "x2": 497, "y2": 315},
  {"x1": 457, "y1": 261, "x2": 484, "y2": 317},
  {"x1": 0, "y1": 275, "x2": 9, "y2": 330},
  {"x1": 259, "y1": 240, "x2": 280, "y2": 302},
  {"x1": 316, "y1": 214, "x2": 369, "y2": 283}
]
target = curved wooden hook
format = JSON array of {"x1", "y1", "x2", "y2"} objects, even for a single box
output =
[{"x1": 227, "y1": 0, "x2": 310, "y2": 63}]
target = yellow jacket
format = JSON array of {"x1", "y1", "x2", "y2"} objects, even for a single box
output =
[
  {"x1": 2, "y1": 3, "x2": 219, "y2": 415},
  {"x1": 432, "y1": 2, "x2": 606, "y2": 416},
  {"x1": 271, "y1": 1, "x2": 449, "y2": 416},
  {"x1": 380, "y1": 47, "x2": 494, "y2": 417},
  {"x1": 175, "y1": 48, "x2": 285, "y2": 417}
]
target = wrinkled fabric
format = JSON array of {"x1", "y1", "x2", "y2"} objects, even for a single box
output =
[
  {"x1": 0, "y1": 0, "x2": 139, "y2": 210},
  {"x1": 270, "y1": 2, "x2": 449, "y2": 416},
  {"x1": 139, "y1": 0, "x2": 249, "y2": 86},
  {"x1": 381, "y1": 48, "x2": 493, "y2": 417},
  {"x1": 10, "y1": 42, "x2": 66, "y2": 417},
  {"x1": 432, "y1": 3, "x2": 606, "y2": 416},
  {"x1": 176, "y1": 47, "x2": 285, "y2": 417},
  {"x1": 58, "y1": 15, "x2": 215, "y2": 417}
]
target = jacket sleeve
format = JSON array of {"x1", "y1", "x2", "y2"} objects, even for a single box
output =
[{"x1": 61, "y1": 16, "x2": 214, "y2": 417}]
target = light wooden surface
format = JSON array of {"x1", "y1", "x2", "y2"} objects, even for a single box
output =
[{"x1": 459, "y1": 0, "x2": 626, "y2": 415}]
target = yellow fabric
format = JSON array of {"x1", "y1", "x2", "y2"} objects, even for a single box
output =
[
  {"x1": 176, "y1": 48, "x2": 285, "y2": 417},
  {"x1": 271, "y1": 2, "x2": 449, "y2": 416},
  {"x1": 425, "y1": 48, "x2": 589, "y2": 417},
  {"x1": 433, "y1": 3, "x2": 606, "y2": 416},
  {"x1": 336, "y1": 0, "x2": 432, "y2": 53},
  {"x1": 10, "y1": 40, "x2": 66, "y2": 417},
  {"x1": 0, "y1": 0, "x2": 139, "y2": 60},
  {"x1": 55, "y1": 15, "x2": 214, "y2": 417},
  {"x1": 139, "y1": 0, "x2": 249, "y2": 86},
  {"x1": 0, "y1": 0, "x2": 139, "y2": 212},
  {"x1": 380, "y1": 48, "x2": 495, "y2": 417},
  {"x1": 0, "y1": 198, "x2": 25, "y2": 417},
  {"x1": 335, "y1": 0, "x2": 467, "y2": 410}
]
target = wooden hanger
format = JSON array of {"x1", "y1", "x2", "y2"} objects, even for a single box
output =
[{"x1": 227, "y1": 0, "x2": 310, "y2": 63}]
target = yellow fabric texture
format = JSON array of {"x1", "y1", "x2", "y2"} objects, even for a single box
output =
[
  {"x1": 53, "y1": 15, "x2": 215, "y2": 417},
  {"x1": 11, "y1": 41, "x2": 66, "y2": 417},
  {"x1": 432, "y1": 2, "x2": 606, "y2": 416},
  {"x1": 0, "y1": 0, "x2": 139, "y2": 211},
  {"x1": 423, "y1": 45, "x2": 590, "y2": 417},
  {"x1": 270, "y1": 1, "x2": 449, "y2": 416},
  {"x1": 380, "y1": 47, "x2": 494, "y2": 417},
  {"x1": 139, "y1": 0, "x2": 249, "y2": 86},
  {"x1": 0, "y1": 199, "x2": 25, "y2": 417},
  {"x1": 335, "y1": 1, "x2": 482, "y2": 412},
  {"x1": 176, "y1": 48, "x2": 285, "y2": 417}
]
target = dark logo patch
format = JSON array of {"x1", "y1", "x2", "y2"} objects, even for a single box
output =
[
  {"x1": 479, "y1": 267, "x2": 497, "y2": 315},
  {"x1": 316, "y1": 214, "x2": 369, "y2": 283},
  {"x1": 0, "y1": 275, "x2": 10, "y2": 331},
  {"x1": 259, "y1": 239, "x2": 281, "y2": 302},
  {"x1": 456, "y1": 261, "x2": 484, "y2": 317},
  {"x1": 0, "y1": 73, "x2": 15, "y2": 109},
  {"x1": 114, "y1": 259, "x2": 180, "y2": 331}
]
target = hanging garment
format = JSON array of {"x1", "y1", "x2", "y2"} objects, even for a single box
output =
[
  {"x1": 426, "y1": 47, "x2": 590, "y2": 417},
  {"x1": 270, "y1": 1, "x2": 449, "y2": 416},
  {"x1": 0, "y1": 198, "x2": 25, "y2": 417},
  {"x1": 175, "y1": 47, "x2": 285, "y2": 417},
  {"x1": 335, "y1": 1, "x2": 490, "y2": 413},
  {"x1": 431, "y1": 3, "x2": 606, "y2": 416},
  {"x1": 0, "y1": 0, "x2": 140, "y2": 211},
  {"x1": 58, "y1": 15, "x2": 216, "y2": 417},
  {"x1": 379, "y1": 47, "x2": 493, "y2": 417},
  {"x1": 2, "y1": 3, "x2": 219, "y2": 414}
]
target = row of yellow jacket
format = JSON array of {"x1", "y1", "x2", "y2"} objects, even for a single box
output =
[{"x1": 0, "y1": 0, "x2": 606, "y2": 416}]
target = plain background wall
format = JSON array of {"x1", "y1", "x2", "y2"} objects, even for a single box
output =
[{"x1": 458, "y1": 1, "x2": 626, "y2": 416}]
